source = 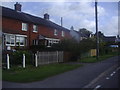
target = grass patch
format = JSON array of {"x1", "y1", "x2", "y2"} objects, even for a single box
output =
[
  {"x1": 3, "y1": 64, "x2": 82, "y2": 83},
  {"x1": 79, "y1": 53, "x2": 118, "y2": 63}
]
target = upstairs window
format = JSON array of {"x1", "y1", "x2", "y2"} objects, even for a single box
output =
[
  {"x1": 22, "y1": 23, "x2": 28, "y2": 31},
  {"x1": 33, "y1": 25, "x2": 38, "y2": 32},
  {"x1": 62, "y1": 31, "x2": 64, "y2": 37},
  {"x1": 54, "y1": 29, "x2": 58, "y2": 36}
]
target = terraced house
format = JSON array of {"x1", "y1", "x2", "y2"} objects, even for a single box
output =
[{"x1": 2, "y1": 2, "x2": 71, "y2": 50}]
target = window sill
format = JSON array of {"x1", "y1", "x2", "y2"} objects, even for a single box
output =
[
  {"x1": 54, "y1": 34, "x2": 58, "y2": 36},
  {"x1": 16, "y1": 45, "x2": 25, "y2": 47},
  {"x1": 33, "y1": 31, "x2": 38, "y2": 33},
  {"x1": 22, "y1": 30, "x2": 27, "y2": 31},
  {"x1": 6, "y1": 44, "x2": 15, "y2": 46}
]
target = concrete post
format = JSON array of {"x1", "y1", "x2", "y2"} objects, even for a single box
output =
[
  {"x1": 23, "y1": 54, "x2": 25, "y2": 68},
  {"x1": 35, "y1": 54, "x2": 38, "y2": 67},
  {"x1": 7, "y1": 54, "x2": 10, "y2": 69}
]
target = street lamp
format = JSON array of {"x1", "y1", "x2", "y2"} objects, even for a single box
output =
[{"x1": 95, "y1": 0, "x2": 99, "y2": 60}]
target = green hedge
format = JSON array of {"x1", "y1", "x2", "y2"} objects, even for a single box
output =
[{"x1": 10, "y1": 51, "x2": 33, "y2": 65}]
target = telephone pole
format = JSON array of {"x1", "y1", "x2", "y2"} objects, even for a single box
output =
[
  {"x1": 61, "y1": 17, "x2": 63, "y2": 27},
  {"x1": 95, "y1": 0, "x2": 99, "y2": 60}
]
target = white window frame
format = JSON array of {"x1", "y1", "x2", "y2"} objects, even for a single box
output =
[
  {"x1": 22, "y1": 23, "x2": 28, "y2": 31},
  {"x1": 33, "y1": 25, "x2": 38, "y2": 33},
  {"x1": 54, "y1": 29, "x2": 58, "y2": 36},
  {"x1": 62, "y1": 31, "x2": 65, "y2": 37},
  {"x1": 5, "y1": 33, "x2": 27, "y2": 47},
  {"x1": 16, "y1": 36, "x2": 26, "y2": 46},
  {"x1": 45, "y1": 38, "x2": 60, "y2": 47},
  {"x1": 6, "y1": 34, "x2": 15, "y2": 46},
  {"x1": 33, "y1": 40, "x2": 38, "y2": 45}
]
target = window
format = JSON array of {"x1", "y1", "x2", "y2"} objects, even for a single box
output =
[
  {"x1": 62, "y1": 31, "x2": 64, "y2": 37},
  {"x1": 54, "y1": 29, "x2": 58, "y2": 36},
  {"x1": 33, "y1": 40, "x2": 38, "y2": 45},
  {"x1": 46, "y1": 39, "x2": 60, "y2": 47},
  {"x1": 6, "y1": 35, "x2": 15, "y2": 46},
  {"x1": 33, "y1": 25, "x2": 38, "y2": 32},
  {"x1": 16, "y1": 36, "x2": 26, "y2": 46},
  {"x1": 22, "y1": 23, "x2": 28, "y2": 31}
]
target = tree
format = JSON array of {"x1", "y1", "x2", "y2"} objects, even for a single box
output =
[
  {"x1": 52, "y1": 38, "x2": 96, "y2": 60},
  {"x1": 79, "y1": 28, "x2": 92, "y2": 37}
]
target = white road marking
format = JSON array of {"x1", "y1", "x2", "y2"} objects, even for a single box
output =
[
  {"x1": 110, "y1": 73, "x2": 114, "y2": 76},
  {"x1": 106, "y1": 77, "x2": 109, "y2": 80},
  {"x1": 94, "y1": 85, "x2": 101, "y2": 90},
  {"x1": 113, "y1": 71, "x2": 116, "y2": 74},
  {"x1": 116, "y1": 67, "x2": 120, "y2": 71},
  {"x1": 83, "y1": 65, "x2": 118, "y2": 88}
]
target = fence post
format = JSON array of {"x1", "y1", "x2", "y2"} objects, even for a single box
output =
[
  {"x1": 57, "y1": 51, "x2": 59, "y2": 62},
  {"x1": 23, "y1": 54, "x2": 25, "y2": 68},
  {"x1": 48, "y1": 52, "x2": 49, "y2": 64},
  {"x1": 35, "y1": 53, "x2": 38, "y2": 67},
  {"x1": 7, "y1": 54, "x2": 10, "y2": 69}
]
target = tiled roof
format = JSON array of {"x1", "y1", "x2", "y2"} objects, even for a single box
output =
[
  {"x1": 1, "y1": 6, "x2": 70, "y2": 32},
  {"x1": 103, "y1": 36, "x2": 116, "y2": 42}
]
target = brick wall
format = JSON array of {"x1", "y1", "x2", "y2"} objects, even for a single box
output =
[{"x1": 2, "y1": 17, "x2": 72, "y2": 48}]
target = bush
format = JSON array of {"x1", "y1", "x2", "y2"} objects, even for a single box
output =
[{"x1": 11, "y1": 51, "x2": 32, "y2": 65}]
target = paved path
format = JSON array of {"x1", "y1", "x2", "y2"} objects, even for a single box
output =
[{"x1": 2, "y1": 56, "x2": 120, "y2": 88}]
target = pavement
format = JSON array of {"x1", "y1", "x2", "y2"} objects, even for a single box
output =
[{"x1": 2, "y1": 56, "x2": 120, "y2": 88}]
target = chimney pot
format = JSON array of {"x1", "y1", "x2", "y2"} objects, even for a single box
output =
[
  {"x1": 14, "y1": 2, "x2": 22, "y2": 12},
  {"x1": 44, "y1": 13, "x2": 49, "y2": 20}
]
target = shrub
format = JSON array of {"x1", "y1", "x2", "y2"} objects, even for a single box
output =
[{"x1": 11, "y1": 51, "x2": 32, "y2": 65}]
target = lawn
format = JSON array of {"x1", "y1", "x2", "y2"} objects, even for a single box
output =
[
  {"x1": 79, "y1": 52, "x2": 118, "y2": 63},
  {"x1": 3, "y1": 64, "x2": 82, "y2": 83}
]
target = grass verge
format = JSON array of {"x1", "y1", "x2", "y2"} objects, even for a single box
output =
[
  {"x1": 79, "y1": 52, "x2": 118, "y2": 63},
  {"x1": 3, "y1": 64, "x2": 82, "y2": 83}
]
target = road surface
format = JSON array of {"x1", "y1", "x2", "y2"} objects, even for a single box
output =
[{"x1": 2, "y1": 56, "x2": 120, "y2": 89}]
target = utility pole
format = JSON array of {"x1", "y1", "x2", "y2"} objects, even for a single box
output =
[
  {"x1": 61, "y1": 17, "x2": 63, "y2": 27},
  {"x1": 95, "y1": 0, "x2": 99, "y2": 60}
]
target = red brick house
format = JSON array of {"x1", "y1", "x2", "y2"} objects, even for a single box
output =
[{"x1": 2, "y1": 3, "x2": 71, "y2": 50}]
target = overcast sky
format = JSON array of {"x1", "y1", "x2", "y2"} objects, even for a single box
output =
[{"x1": 1, "y1": 0, "x2": 118, "y2": 36}]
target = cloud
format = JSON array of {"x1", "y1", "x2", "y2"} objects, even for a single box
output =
[
  {"x1": 100, "y1": 16, "x2": 118, "y2": 36},
  {"x1": 43, "y1": 2, "x2": 107, "y2": 33},
  {"x1": 1, "y1": 2, "x2": 15, "y2": 9},
  {"x1": 2, "y1": 2, "x2": 117, "y2": 36}
]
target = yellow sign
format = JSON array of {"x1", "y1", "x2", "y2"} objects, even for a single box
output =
[{"x1": 90, "y1": 49, "x2": 96, "y2": 56}]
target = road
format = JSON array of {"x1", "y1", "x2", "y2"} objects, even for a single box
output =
[
  {"x1": 84, "y1": 64, "x2": 120, "y2": 89},
  {"x1": 2, "y1": 56, "x2": 120, "y2": 89}
]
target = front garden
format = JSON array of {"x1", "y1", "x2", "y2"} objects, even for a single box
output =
[
  {"x1": 3, "y1": 64, "x2": 82, "y2": 82},
  {"x1": 2, "y1": 38, "x2": 119, "y2": 83}
]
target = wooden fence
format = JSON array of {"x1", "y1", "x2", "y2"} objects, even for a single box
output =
[{"x1": 36, "y1": 51, "x2": 63, "y2": 65}]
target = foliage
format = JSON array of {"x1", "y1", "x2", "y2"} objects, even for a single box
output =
[
  {"x1": 30, "y1": 45, "x2": 46, "y2": 52},
  {"x1": 79, "y1": 28, "x2": 92, "y2": 37},
  {"x1": 3, "y1": 64, "x2": 82, "y2": 82},
  {"x1": 52, "y1": 38, "x2": 96, "y2": 60},
  {"x1": 79, "y1": 52, "x2": 118, "y2": 63},
  {"x1": 11, "y1": 50, "x2": 32, "y2": 65},
  {"x1": 79, "y1": 38, "x2": 96, "y2": 54}
]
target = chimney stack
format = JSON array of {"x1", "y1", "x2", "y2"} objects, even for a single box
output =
[
  {"x1": 44, "y1": 13, "x2": 49, "y2": 20},
  {"x1": 14, "y1": 2, "x2": 22, "y2": 12}
]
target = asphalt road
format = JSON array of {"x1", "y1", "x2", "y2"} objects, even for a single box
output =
[
  {"x1": 85, "y1": 64, "x2": 120, "y2": 89},
  {"x1": 2, "y1": 56, "x2": 120, "y2": 89}
]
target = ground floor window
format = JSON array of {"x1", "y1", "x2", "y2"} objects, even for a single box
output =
[
  {"x1": 6, "y1": 34, "x2": 15, "y2": 46},
  {"x1": 46, "y1": 39, "x2": 59, "y2": 47},
  {"x1": 33, "y1": 39, "x2": 39, "y2": 45},
  {"x1": 4, "y1": 34, "x2": 27, "y2": 47},
  {"x1": 16, "y1": 36, "x2": 26, "y2": 46}
]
